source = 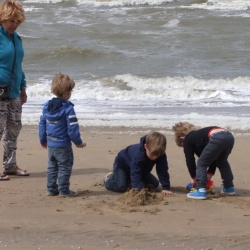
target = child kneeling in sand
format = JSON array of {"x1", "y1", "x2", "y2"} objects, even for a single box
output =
[
  {"x1": 104, "y1": 132, "x2": 172, "y2": 195},
  {"x1": 39, "y1": 73, "x2": 86, "y2": 197}
]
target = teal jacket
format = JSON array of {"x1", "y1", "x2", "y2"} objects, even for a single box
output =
[{"x1": 0, "y1": 25, "x2": 26, "y2": 98}]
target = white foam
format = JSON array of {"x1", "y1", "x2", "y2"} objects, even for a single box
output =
[
  {"x1": 162, "y1": 19, "x2": 180, "y2": 28},
  {"x1": 22, "y1": 0, "x2": 250, "y2": 9},
  {"x1": 23, "y1": 7, "x2": 42, "y2": 12},
  {"x1": 23, "y1": 74, "x2": 250, "y2": 131},
  {"x1": 76, "y1": 0, "x2": 174, "y2": 7},
  {"x1": 23, "y1": 106, "x2": 250, "y2": 132},
  {"x1": 185, "y1": 0, "x2": 250, "y2": 11},
  {"x1": 23, "y1": 0, "x2": 64, "y2": 3},
  {"x1": 26, "y1": 75, "x2": 250, "y2": 106}
]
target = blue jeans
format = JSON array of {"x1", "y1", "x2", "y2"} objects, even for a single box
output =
[
  {"x1": 47, "y1": 147, "x2": 74, "y2": 195},
  {"x1": 196, "y1": 131, "x2": 234, "y2": 189},
  {"x1": 104, "y1": 163, "x2": 159, "y2": 192}
]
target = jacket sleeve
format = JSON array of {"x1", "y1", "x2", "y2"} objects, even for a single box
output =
[
  {"x1": 156, "y1": 154, "x2": 170, "y2": 190},
  {"x1": 130, "y1": 156, "x2": 144, "y2": 190},
  {"x1": 38, "y1": 107, "x2": 47, "y2": 144},
  {"x1": 183, "y1": 142, "x2": 196, "y2": 178},
  {"x1": 66, "y1": 105, "x2": 83, "y2": 145}
]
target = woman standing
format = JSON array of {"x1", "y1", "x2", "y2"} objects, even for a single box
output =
[{"x1": 0, "y1": 0, "x2": 29, "y2": 179}]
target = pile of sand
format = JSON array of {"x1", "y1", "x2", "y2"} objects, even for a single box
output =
[{"x1": 116, "y1": 188, "x2": 163, "y2": 206}]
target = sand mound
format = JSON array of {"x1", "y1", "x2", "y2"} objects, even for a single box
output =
[{"x1": 116, "y1": 188, "x2": 163, "y2": 206}]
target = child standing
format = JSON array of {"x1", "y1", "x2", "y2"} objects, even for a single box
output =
[
  {"x1": 39, "y1": 73, "x2": 86, "y2": 197},
  {"x1": 172, "y1": 122, "x2": 235, "y2": 200},
  {"x1": 104, "y1": 132, "x2": 172, "y2": 195}
]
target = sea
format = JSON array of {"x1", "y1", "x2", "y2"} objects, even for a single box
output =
[{"x1": 19, "y1": 0, "x2": 250, "y2": 134}]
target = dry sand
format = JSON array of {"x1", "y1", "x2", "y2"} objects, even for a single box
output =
[{"x1": 0, "y1": 126, "x2": 250, "y2": 250}]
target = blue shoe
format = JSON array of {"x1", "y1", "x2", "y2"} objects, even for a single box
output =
[
  {"x1": 187, "y1": 188, "x2": 207, "y2": 200},
  {"x1": 221, "y1": 187, "x2": 235, "y2": 195}
]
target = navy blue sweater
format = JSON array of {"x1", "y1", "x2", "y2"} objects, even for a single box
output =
[{"x1": 115, "y1": 136, "x2": 170, "y2": 190}]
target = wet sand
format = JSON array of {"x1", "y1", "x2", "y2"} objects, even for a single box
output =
[{"x1": 0, "y1": 126, "x2": 250, "y2": 250}]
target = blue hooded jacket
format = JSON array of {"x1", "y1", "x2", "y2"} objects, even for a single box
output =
[
  {"x1": 39, "y1": 98, "x2": 83, "y2": 147},
  {"x1": 115, "y1": 136, "x2": 171, "y2": 190},
  {"x1": 0, "y1": 26, "x2": 26, "y2": 98}
]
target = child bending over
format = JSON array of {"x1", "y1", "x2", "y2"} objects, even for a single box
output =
[{"x1": 172, "y1": 122, "x2": 235, "y2": 200}]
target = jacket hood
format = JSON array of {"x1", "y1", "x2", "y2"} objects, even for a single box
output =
[
  {"x1": 139, "y1": 135, "x2": 146, "y2": 152},
  {"x1": 44, "y1": 98, "x2": 73, "y2": 120},
  {"x1": 48, "y1": 98, "x2": 64, "y2": 112}
]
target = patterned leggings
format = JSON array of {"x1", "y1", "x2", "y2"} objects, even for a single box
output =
[{"x1": 0, "y1": 99, "x2": 22, "y2": 171}]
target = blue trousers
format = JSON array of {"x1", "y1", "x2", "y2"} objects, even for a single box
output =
[
  {"x1": 47, "y1": 147, "x2": 74, "y2": 195},
  {"x1": 196, "y1": 131, "x2": 234, "y2": 189},
  {"x1": 104, "y1": 162, "x2": 159, "y2": 192}
]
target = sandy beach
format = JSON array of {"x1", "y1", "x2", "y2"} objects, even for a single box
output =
[{"x1": 0, "y1": 125, "x2": 250, "y2": 250}]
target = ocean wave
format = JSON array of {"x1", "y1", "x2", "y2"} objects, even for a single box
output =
[
  {"x1": 23, "y1": 7, "x2": 42, "y2": 12},
  {"x1": 162, "y1": 19, "x2": 180, "y2": 28},
  {"x1": 26, "y1": 74, "x2": 250, "y2": 107},
  {"x1": 22, "y1": 0, "x2": 250, "y2": 9},
  {"x1": 22, "y1": 102, "x2": 250, "y2": 132},
  {"x1": 23, "y1": 0, "x2": 66, "y2": 3},
  {"x1": 184, "y1": 0, "x2": 250, "y2": 11},
  {"x1": 24, "y1": 74, "x2": 250, "y2": 131},
  {"x1": 20, "y1": 33, "x2": 47, "y2": 40},
  {"x1": 77, "y1": 0, "x2": 174, "y2": 7},
  {"x1": 22, "y1": 0, "x2": 175, "y2": 6},
  {"x1": 26, "y1": 46, "x2": 117, "y2": 61},
  {"x1": 24, "y1": 0, "x2": 175, "y2": 7}
]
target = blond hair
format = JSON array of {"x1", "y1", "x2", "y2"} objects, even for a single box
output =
[
  {"x1": 145, "y1": 132, "x2": 166, "y2": 156},
  {"x1": 51, "y1": 73, "x2": 75, "y2": 98},
  {"x1": 172, "y1": 122, "x2": 198, "y2": 147},
  {"x1": 0, "y1": 0, "x2": 25, "y2": 24}
]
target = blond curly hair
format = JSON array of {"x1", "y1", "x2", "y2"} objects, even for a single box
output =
[
  {"x1": 51, "y1": 73, "x2": 75, "y2": 98},
  {"x1": 0, "y1": 0, "x2": 25, "y2": 24},
  {"x1": 172, "y1": 122, "x2": 198, "y2": 147}
]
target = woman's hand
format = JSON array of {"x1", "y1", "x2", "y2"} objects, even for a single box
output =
[{"x1": 20, "y1": 88, "x2": 27, "y2": 104}]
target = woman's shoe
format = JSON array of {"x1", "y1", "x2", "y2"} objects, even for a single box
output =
[{"x1": 3, "y1": 166, "x2": 30, "y2": 176}]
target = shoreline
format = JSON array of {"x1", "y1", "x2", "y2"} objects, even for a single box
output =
[{"x1": 23, "y1": 124, "x2": 250, "y2": 137}]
